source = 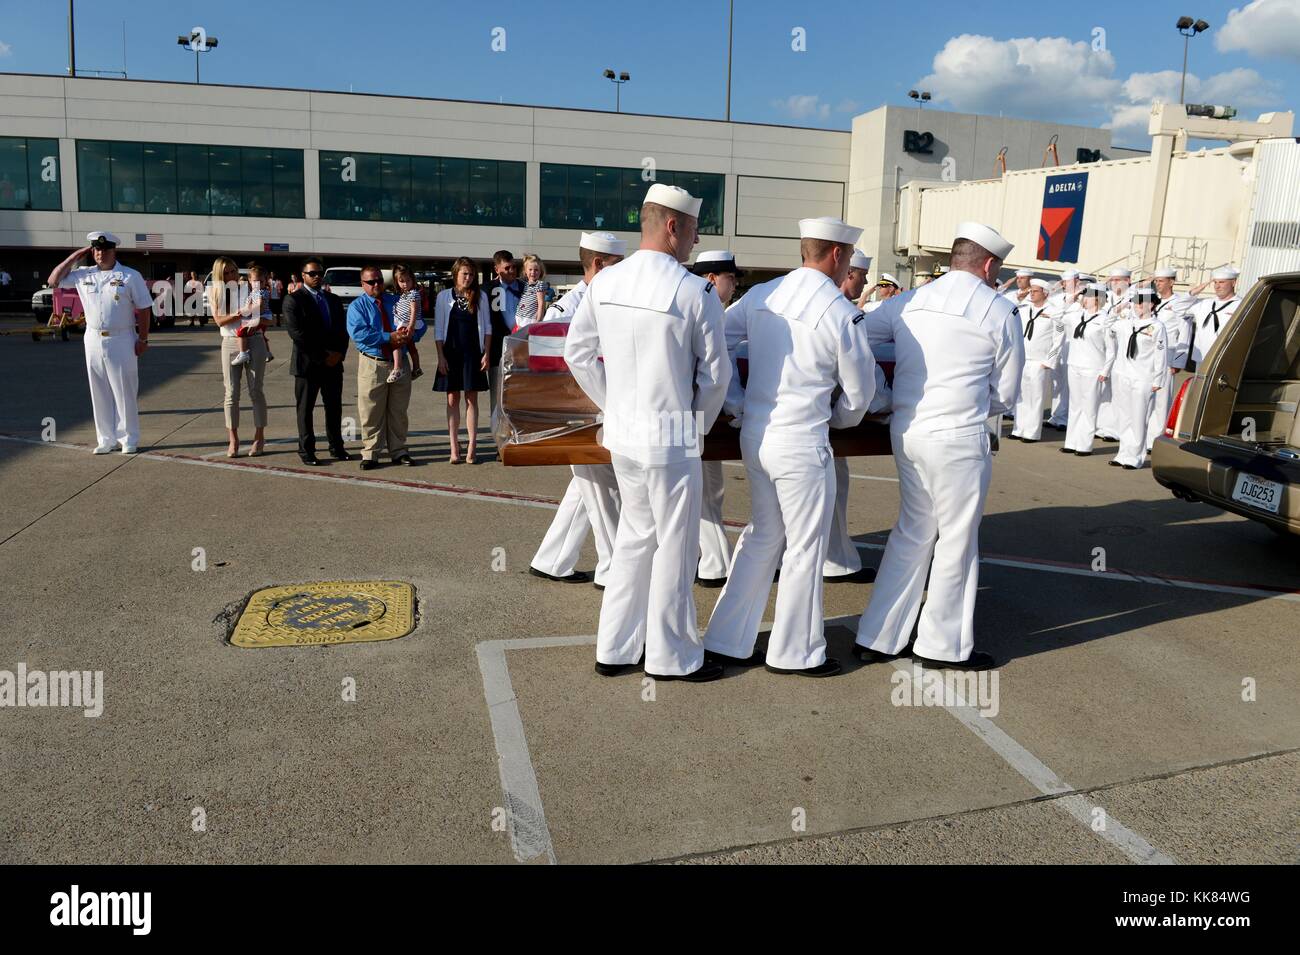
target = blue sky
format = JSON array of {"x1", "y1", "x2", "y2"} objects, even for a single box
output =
[{"x1": 1, "y1": 0, "x2": 1297, "y2": 147}]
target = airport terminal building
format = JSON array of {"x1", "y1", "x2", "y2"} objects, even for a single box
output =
[{"x1": 0, "y1": 72, "x2": 1138, "y2": 292}]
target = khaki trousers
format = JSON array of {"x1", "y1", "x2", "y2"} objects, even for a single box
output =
[{"x1": 356, "y1": 352, "x2": 411, "y2": 461}]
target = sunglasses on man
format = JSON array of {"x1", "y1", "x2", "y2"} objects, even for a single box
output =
[
  {"x1": 303, "y1": 270, "x2": 322, "y2": 278},
  {"x1": 362, "y1": 278, "x2": 383, "y2": 286}
]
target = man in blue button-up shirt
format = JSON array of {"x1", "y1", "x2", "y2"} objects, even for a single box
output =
[{"x1": 347, "y1": 265, "x2": 425, "y2": 470}]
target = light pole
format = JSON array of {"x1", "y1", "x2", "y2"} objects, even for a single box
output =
[
  {"x1": 908, "y1": 89, "x2": 931, "y2": 124},
  {"x1": 603, "y1": 69, "x2": 630, "y2": 113},
  {"x1": 1176, "y1": 16, "x2": 1210, "y2": 105},
  {"x1": 177, "y1": 28, "x2": 218, "y2": 84}
]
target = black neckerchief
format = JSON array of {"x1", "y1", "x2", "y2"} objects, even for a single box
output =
[
  {"x1": 1126, "y1": 323, "x2": 1152, "y2": 360},
  {"x1": 1074, "y1": 309, "x2": 1100, "y2": 339},
  {"x1": 1023, "y1": 306, "x2": 1043, "y2": 340}
]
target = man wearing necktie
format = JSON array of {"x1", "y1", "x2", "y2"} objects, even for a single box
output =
[
  {"x1": 347, "y1": 265, "x2": 422, "y2": 470},
  {"x1": 284, "y1": 257, "x2": 352, "y2": 466}
]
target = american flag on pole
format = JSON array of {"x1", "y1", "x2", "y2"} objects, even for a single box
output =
[{"x1": 135, "y1": 233, "x2": 164, "y2": 250}]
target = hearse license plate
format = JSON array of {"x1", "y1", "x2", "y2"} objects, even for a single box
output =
[{"x1": 1230, "y1": 473, "x2": 1283, "y2": 514}]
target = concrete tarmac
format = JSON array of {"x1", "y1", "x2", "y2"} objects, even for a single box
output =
[{"x1": 0, "y1": 323, "x2": 1296, "y2": 864}]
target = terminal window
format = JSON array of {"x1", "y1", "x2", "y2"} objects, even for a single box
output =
[
  {"x1": 0, "y1": 136, "x2": 61, "y2": 211},
  {"x1": 318, "y1": 151, "x2": 525, "y2": 227},
  {"x1": 75, "y1": 140, "x2": 305, "y2": 218},
  {"x1": 539, "y1": 163, "x2": 723, "y2": 235}
]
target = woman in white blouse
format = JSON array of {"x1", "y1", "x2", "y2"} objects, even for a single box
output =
[
  {"x1": 207, "y1": 256, "x2": 268, "y2": 458},
  {"x1": 433, "y1": 257, "x2": 492, "y2": 464}
]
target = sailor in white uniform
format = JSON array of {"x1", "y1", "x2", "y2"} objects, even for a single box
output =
[
  {"x1": 566, "y1": 183, "x2": 731, "y2": 682},
  {"x1": 862, "y1": 274, "x2": 900, "y2": 312},
  {"x1": 1046, "y1": 268, "x2": 1083, "y2": 430},
  {"x1": 1108, "y1": 287, "x2": 1168, "y2": 470},
  {"x1": 1145, "y1": 267, "x2": 1195, "y2": 449},
  {"x1": 48, "y1": 231, "x2": 154, "y2": 453},
  {"x1": 1186, "y1": 266, "x2": 1241, "y2": 373},
  {"x1": 823, "y1": 247, "x2": 887, "y2": 583},
  {"x1": 1010, "y1": 279, "x2": 1063, "y2": 442},
  {"x1": 704, "y1": 217, "x2": 877, "y2": 677},
  {"x1": 689, "y1": 249, "x2": 744, "y2": 587},
  {"x1": 1094, "y1": 267, "x2": 1134, "y2": 442},
  {"x1": 1060, "y1": 283, "x2": 1115, "y2": 455},
  {"x1": 528, "y1": 232, "x2": 627, "y2": 588},
  {"x1": 1000, "y1": 267, "x2": 1034, "y2": 310},
  {"x1": 855, "y1": 221, "x2": 1024, "y2": 671}
]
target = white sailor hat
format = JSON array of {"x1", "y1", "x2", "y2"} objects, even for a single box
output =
[
  {"x1": 1131, "y1": 286, "x2": 1157, "y2": 301},
  {"x1": 1212, "y1": 266, "x2": 1240, "y2": 280},
  {"x1": 876, "y1": 273, "x2": 900, "y2": 288},
  {"x1": 1061, "y1": 268, "x2": 1080, "y2": 280},
  {"x1": 1152, "y1": 267, "x2": 1178, "y2": 279},
  {"x1": 1078, "y1": 274, "x2": 1095, "y2": 283},
  {"x1": 644, "y1": 183, "x2": 702, "y2": 218},
  {"x1": 1029, "y1": 278, "x2": 1052, "y2": 291},
  {"x1": 580, "y1": 231, "x2": 626, "y2": 256},
  {"x1": 691, "y1": 249, "x2": 744, "y2": 276},
  {"x1": 954, "y1": 221, "x2": 1013, "y2": 260},
  {"x1": 1015, "y1": 268, "x2": 1035, "y2": 277},
  {"x1": 87, "y1": 230, "x2": 120, "y2": 248},
  {"x1": 849, "y1": 249, "x2": 872, "y2": 271},
  {"x1": 1081, "y1": 283, "x2": 1108, "y2": 298},
  {"x1": 1108, "y1": 267, "x2": 1132, "y2": 279},
  {"x1": 799, "y1": 216, "x2": 863, "y2": 245}
]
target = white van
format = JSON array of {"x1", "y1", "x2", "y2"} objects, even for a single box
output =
[{"x1": 324, "y1": 267, "x2": 393, "y2": 308}]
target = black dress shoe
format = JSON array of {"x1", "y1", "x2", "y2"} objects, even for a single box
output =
[
  {"x1": 298, "y1": 453, "x2": 324, "y2": 466},
  {"x1": 704, "y1": 649, "x2": 765, "y2": 668},
  {"x1": 646, "y1": 662, "x2": 724, "y2": 683},
  {"x1": 1101, "y1": 436, "x2": 1119, "y2": 443},
  {"x1": 1074, "y1": 450, "x2": 1093, "y2": 457},
  {"x1": 1107, "y1": 459, "x2": 1123, "y2": 467},
  {"x1": 1021, "y1": 438, "x2": 1039, "y2": 444},
  {"x1": 392, "y1": 454, "x2": 416, "y2": 466},
  {"x1": 695, "y1": 576, "x2": 727, "y2": 588},
  {"x1": 912, "y1": 650, "x2": 997, "y2": 671},
  {"x1": 329, "y1": 448, "x2": 355, "y2": 461},
  {"x1": 765, "y1": 658, "x2": 842, "y2": 678},
  {"x1": 852, "y1": 645, "x2": 908, "y2": 664},
  {"x1": 824, "y1": 566, "x2": 876, "y2": 583},
  {"x1": 359, "y1": 459, "x2": 379, "y2": 471},
  {"x1": 1058, "y1": 447, "x2": 1074, "y2": 454},
  {"x1": 529, "y1": 566, "x2": 592, "y2": 584},
  {"x1": 594, "y1": 659, "x2": 641, "y2": 677},
  {"x1": 1122, "y1": 464, "x2": 1137, "y2": 470}
]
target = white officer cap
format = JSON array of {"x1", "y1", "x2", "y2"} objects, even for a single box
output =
[
  {"x1": 1212, "y1": 266, "x2": 1240, "y2": 280},
  {"x1": 1108, "y1": 267, "x2": 1132, "y2": 279},
  {"x1": 798, "y1": 216, "x2": 864, "y2": 245},
  {"x1": 849, "y1": 249, "x2": 872, "y2": 271},
  {"x1": 87, "y1": 230, "x2": 120, "y2": 247},
  {"x1": 877, "y1": 273, "x2": 900, "y2": 288},
  {"x1": 1081, "y1": 283, "x2": 1108, "y2": 298},
  {"x1": 1061, "y1": 268, "x2": 1080, "y2": 280},
  {"x1": 1152, "y1": 267, "x2": 1178, "y2": 279},
  {"x1": 1015, "y1": 268, "x2": 1034, "y2": 277},
  {"x1": 580, "y1": 231, "x2": 626, "y2": 256},
  {"x1": 644, "y1": 183, "x2": 701, "y2": 218},
  {"x1": 954, "y1": 221, "x2": 1013, "y2": 260},
  {"x1": 692, "y1": 249, "x2": 744, "y2": 277},
  {"x1": 1029, "y1": 278, "x2": 1052, "y2": 291}
]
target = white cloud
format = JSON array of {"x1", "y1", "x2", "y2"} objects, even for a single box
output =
[
  {"x1": 1106, "y1": 67, "x2": 1282, "y2": 143},
  {"x1": 1217, "y1": 0, "x2": 1300, "y2": 62},
  {"x1": 0, "y1": 40, "x2": 12, "y2": 57},
  {"x1": 917, "y1": 34, "x2": 1120, "y2": 124},
  {"x1": 834, "y1": 98, "x2": 861, "y2": 114},
  {"x1": 771, "y1": 94, "x2": 831, "y2": 121}
]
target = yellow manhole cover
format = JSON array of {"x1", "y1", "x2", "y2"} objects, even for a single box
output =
[{"x1": 230, "y1": 581, "x2": 415, "y2": 648}]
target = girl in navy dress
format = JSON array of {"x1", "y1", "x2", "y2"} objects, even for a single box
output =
[{"x1": 434, "y1": 256, "x2": 492, "y2": 464}]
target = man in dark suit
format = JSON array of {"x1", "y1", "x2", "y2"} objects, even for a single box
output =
[
  {"x1": 283, "y1": 257, "x2": 353, "y2": 465},
  {"x1": 483, "y1": 249, "x2": 521, "y2": 430}
]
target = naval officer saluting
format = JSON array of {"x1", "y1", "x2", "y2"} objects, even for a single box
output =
[
  {"x1": 704, "y1": 217, "x2": 878, "y2": 677},
  {"x1": 48, "y1": 232, "x2": 155, "y2": 454},
  {"x1": 689, "y1": 249, "x2": 743, "y2": 587},
  {"x1": 855, "y1": 222, "x2": 1024, "y2": 670},
  {"x1": 528, "y1": 231, "x2": 627, "y2": 587},
  {"x1": 566, "y1": 183, "x2": 731, "y2": 682}
]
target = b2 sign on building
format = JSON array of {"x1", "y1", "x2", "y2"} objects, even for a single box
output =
[{"x1": 1039, "y1": 172, "x2": 1089, "y2": 263}]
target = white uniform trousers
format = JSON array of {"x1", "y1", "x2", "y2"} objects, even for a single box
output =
[
  {"x1": 1113, "y1": 375, "x2": 1157, "y2": 468},
  {"x1": 530, "y1": 464, "x2": 620, "y2": 585},
  {"x1": 1011, "y1": 363, "x2": 1051, "y2": 440},
  {"x1": 597, "y1": 453, "x2": 704, "y2": 676},
  {"x1": 823, "y1": 457, "x2": 862, "y2": 575},
  {"x1": 1048, "y1": 361, "x2": 1070, "y2": 427},
  {"x1": 84, "y1": 332, "x2": 140, "y2": 449},
  {"x1": 1063, "y1": 367, "x2": 1105, "y2": 453},
  {"x1": 705, "y1": 438, "x2": 833, "y2": 670},
  {"x1": 1145, "y1": 379, "x2": 1174, "y2": 451},
  {"x1": 697, "y1": 460, "x2": 732, "y2": 580},
  {"x1": 856, "y1": 429, "x2": 991, "y2": 663},
  {"x1": 1094, "y1": 380, "x2": 1120, "y2": 440}
]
